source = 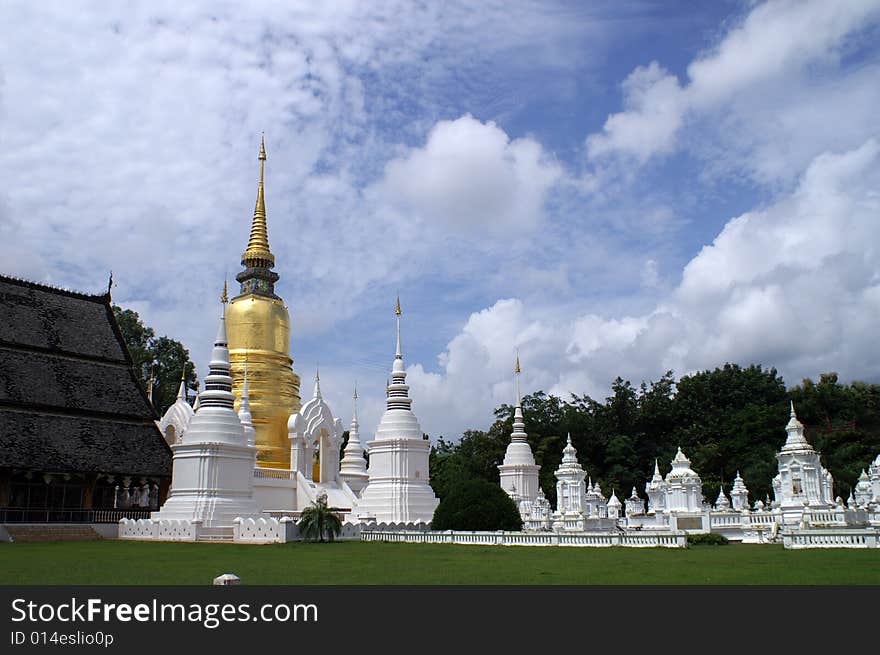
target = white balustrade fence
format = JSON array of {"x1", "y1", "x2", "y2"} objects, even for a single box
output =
[
  {"x1": 361, "y1": 530, "x2": 687, "y2": 548},
  {"x1": 783, "y1": 528, "x2": 879, "y2": 549}
]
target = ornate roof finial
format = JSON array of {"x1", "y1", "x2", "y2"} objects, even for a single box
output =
[
  {"x1": 220, "y1": 278, "x2": 228, "y2": 304},
  {"x1": 313, "y1": 365, "x2": 322, "y2": 399},
  {"x1": 514, "y1": 352, "x2": 522, "y2": 406},
  {"x1": 146, "y1": 370, "x2": 154, "y2": 403},
  {"x1": 176, "y1": 366, "x2": 188, "y2": 403},
  {"x1": 353, "y1": 383, "x2": 359, "y2": 420},
  {"x1": 395, "y1": 295, "x2": 402, "y2": 359},
  {"x1": 107, "y1": 271, "x2": 114, "y2": 299}
]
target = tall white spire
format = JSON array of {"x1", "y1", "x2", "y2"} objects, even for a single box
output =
[
  {"x1": 386, "y1": 296, "x2": 413, "y2": 413},
  {"x1": 340, "y1": 384, "x2": 368, "y2": 492}
]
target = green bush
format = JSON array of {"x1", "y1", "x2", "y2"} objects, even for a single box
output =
[
  {"x1": 432, "y1": 479, "x2": 523, "y2": 531},
  {"x1": 687, "y1": 532, "x2": 729, "y2": 546}
]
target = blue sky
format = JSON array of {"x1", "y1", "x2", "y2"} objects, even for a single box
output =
[{"x1": 2, "y1": 1, "x2": 879, "y2": 439}]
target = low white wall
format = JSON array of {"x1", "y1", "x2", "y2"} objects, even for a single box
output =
[
  {"x1": 362, "y1": 530, "x2": 687, "y2": 548},
  {"x1": 783, "y1": 528, "x2": 879, "y2": 549},
  {"x1": 118, "y1": 518, "x2": 200, "y2": 541},
  {"x1": 233, "y1": 517, "x2": 297, "y2": 543}
]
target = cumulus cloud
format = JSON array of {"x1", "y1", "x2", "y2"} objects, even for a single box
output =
[
  {"x1": 586, "y1": 0, "x2": 880, "y2": 173},
  {"x1": 409, "y1": 140, "x2": 880, "y2": 437},
  {"x1": 378, "y1": 115, "x2": 562, "y2": 232}
]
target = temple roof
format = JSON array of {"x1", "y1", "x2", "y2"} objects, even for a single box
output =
[{"x1": 0, "y1": 274, "x2": 171, "y2": 477}]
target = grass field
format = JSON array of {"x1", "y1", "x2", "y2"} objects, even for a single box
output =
[{"x1": 1, "y1": 540, "x2": 879, "y2": 585}]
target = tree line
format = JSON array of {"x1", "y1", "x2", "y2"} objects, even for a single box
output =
[{"x1": 429, "y1": 364, "x2": 880, "y2": 508}]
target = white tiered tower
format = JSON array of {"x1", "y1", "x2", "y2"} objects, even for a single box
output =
[
  {"x1": 730, "y1": 471, "x2": 749, "y2": 511},
  {"x1": 551, "y1": 434, "x2": 588, "y2": 529},
  {"x1": 498, "y1": 355, "x2": 541, "y2": 513},
  {"x1": 772, "y1": 402, "x2": 834, "y2": 524},
  {"x1": 151, "y1": 299, "x2": 259, "y2": 526},
  {"x1": 339, "y1": 386, "x2": 369, "y2": 495},
  {"x1": 357, "y1": 297, "x2": 439, "y2": 524}
]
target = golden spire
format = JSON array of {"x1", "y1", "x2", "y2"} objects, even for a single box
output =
[
  {"x1": 220, "y1": 279, "x2": 228, "y2": 304},
  {"x1": 242, "y1": 134, "x2": 274, "y2": 267},
  {"x1": 395, "y1": 294, "x2": 402, "y2": 316},
  {"x1": 515, "y1": 353, "x2": 521, "y2": 374}
]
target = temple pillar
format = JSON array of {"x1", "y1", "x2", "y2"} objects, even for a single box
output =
[{"x1": 82, "y1": 474, "x2": 98, "y2": 509}]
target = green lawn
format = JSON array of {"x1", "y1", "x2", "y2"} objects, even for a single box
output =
[{"x1": 2, "y1": 540, "x2": 879, "y2": 585}]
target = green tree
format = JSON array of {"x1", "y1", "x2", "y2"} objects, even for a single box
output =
[
  {"x1": 298, "y1": 493, "x2": 343, "y2": 542},
  {"x1": 432, "y1": 479, "x2": 523, "y2": 531},
  {"x1": 112, "y1": 305, "x2": 197, "y2": 415}
]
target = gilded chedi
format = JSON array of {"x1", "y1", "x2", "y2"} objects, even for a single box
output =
[{"x1": 226, "y1": 136, "x2": 301, "y2": 468}]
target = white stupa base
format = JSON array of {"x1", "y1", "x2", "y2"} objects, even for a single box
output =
[{"x1": 357, "y1": 478, "x2": 440, "y2": 524}]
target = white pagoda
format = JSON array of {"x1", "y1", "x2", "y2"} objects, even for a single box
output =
[
  {"x1": 357, "y1": 298, "x2": 439, "y2": 524},
  {"x1": 339, "y1": 387, "x2": 369, "y2": 495},
  {"x1": 498, "y1": 355, "x2": 541, "y2": 514},
  {"x1": 149, "y1": 301, "x2": 259, "y2": 527}
]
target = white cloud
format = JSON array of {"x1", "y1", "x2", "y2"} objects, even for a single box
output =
[
  {"x1": 586, "y1": 62, "x2": 684, "y2": 163},
  {"x1": 378, "y1": 114, "x2": 562, "y2": 233},
  {"x1": 586, "y1": 0, "x2": 880, "y2": 171},
  {"x1": 409, "y1": 140, "x2": 880, "y2": 437}
]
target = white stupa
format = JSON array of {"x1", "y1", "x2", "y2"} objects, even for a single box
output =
[
  {"x1": 339, "y1": 386, "x2": 369, "y2": 495},
  {"x1": 357, "y1": 297, "x2": 439, "y2": 524},
  {"x1": 498, "y1": 355, "x2": 541, "y2": 508},
  {"x1": 715, "y1": 484, "x2": 730, "y2": 511},
  {"x1": 150, "y1": 298, "x2": 259, "y2": 527}
]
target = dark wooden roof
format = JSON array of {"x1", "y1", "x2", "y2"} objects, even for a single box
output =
[{"x1": 0, "y1": 275, "x2": 171, "y2": 477}]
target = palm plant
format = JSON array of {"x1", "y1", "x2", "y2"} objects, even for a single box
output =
[{"x1": 297, "y1": 493, "x2": 343, "y2": 542}]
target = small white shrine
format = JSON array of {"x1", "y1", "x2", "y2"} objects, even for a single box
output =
[{"x1": 771, "y1": 402, "x2": 835, "y2": 524}]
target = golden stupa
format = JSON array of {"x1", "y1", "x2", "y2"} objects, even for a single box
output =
[{"x1": 226, "y1": 136, "x2": 301, "y2": 468}]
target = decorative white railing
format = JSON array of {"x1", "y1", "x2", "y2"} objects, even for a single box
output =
[
  {"x1": 253, "y1": 468, "x2": 293, "y2": 480},
  {"x1": 783, "y1": 528, "x2": 879, "y2": 549},
  {"x1": 361, "y1": 530, "x2": 687, "y2": 548},
  {"x1": 709, "y1": 513, "x2": 743, "y2": 527}
]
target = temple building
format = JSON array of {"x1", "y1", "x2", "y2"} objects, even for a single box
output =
[
  {"x1": 0, "y1": 274, "x2": 171, "y2": 522},
  {"x1": 225, "y1": 137, "x2": 302, "y2": 469},
  {"x1": 498, "y1": 356, "x2": 541, "y2": 517}
]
